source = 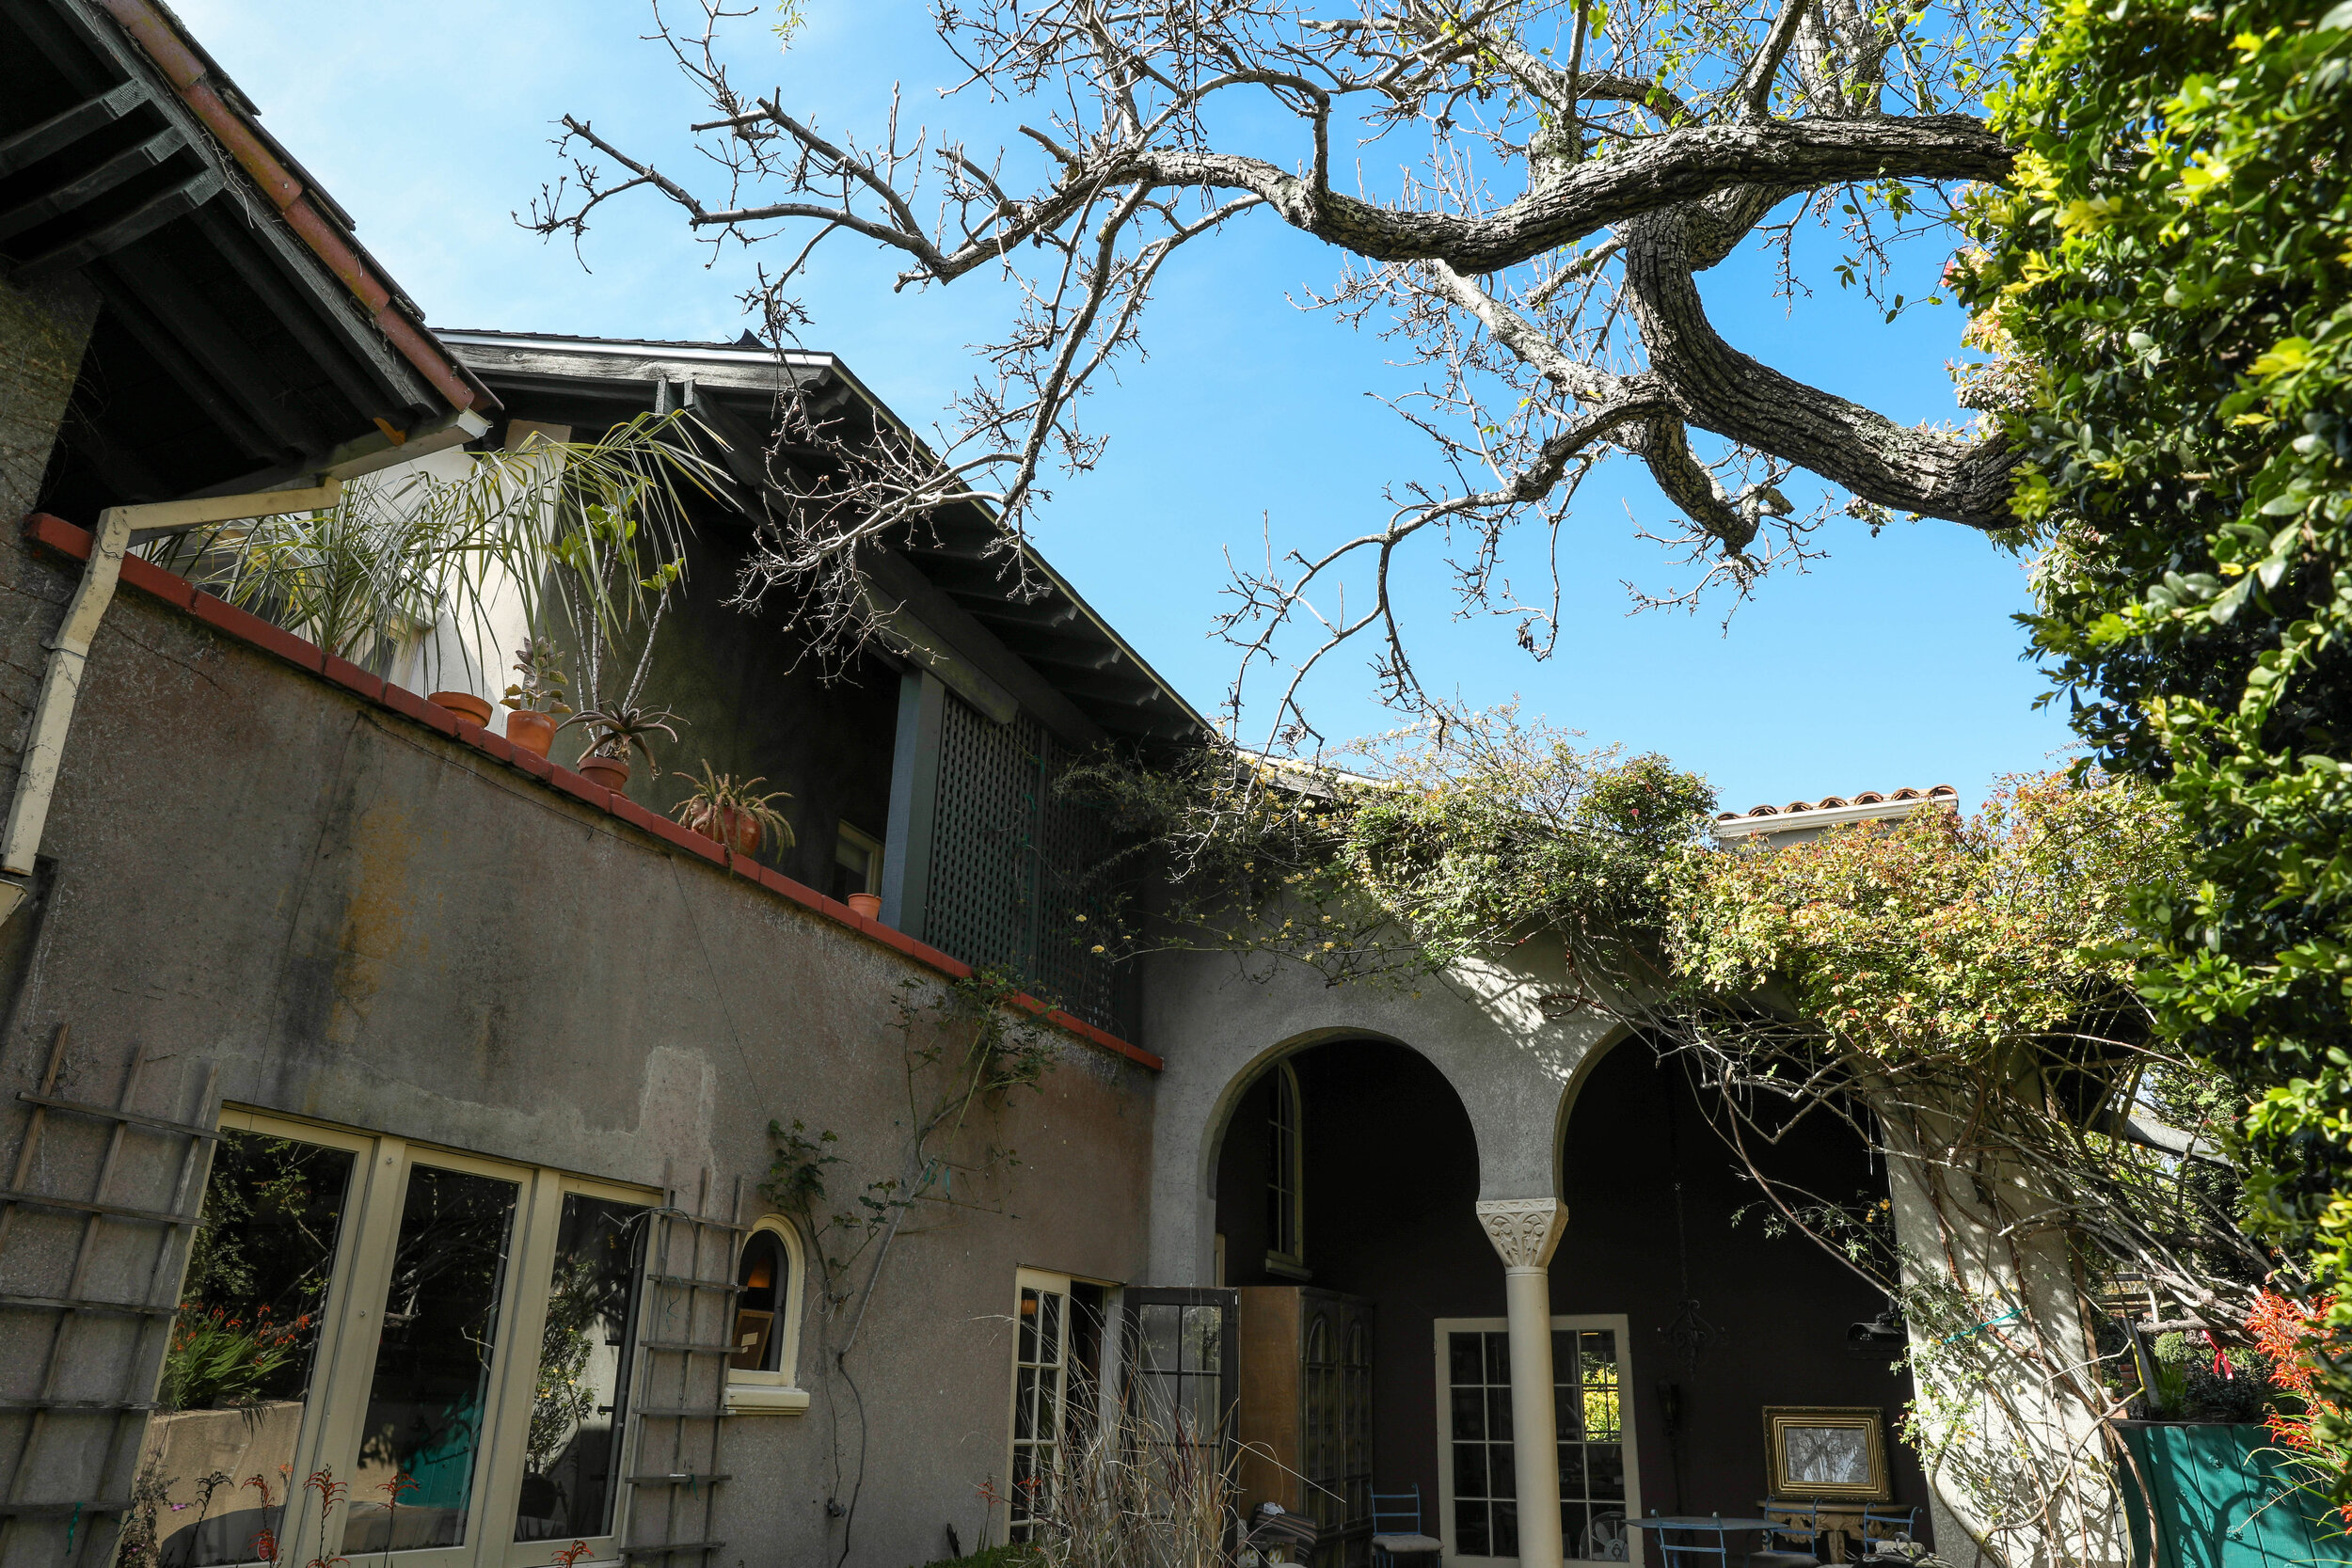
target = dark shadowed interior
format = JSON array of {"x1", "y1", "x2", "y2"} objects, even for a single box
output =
[{"x1": 1215, "y1": 1036, "x2": 1930, "y2": 1556}]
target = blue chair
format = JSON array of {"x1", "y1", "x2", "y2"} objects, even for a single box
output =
[
  {"x1": 1651, "y1": 1512, "x2": 1735, "y2": 1568},
  {"x1": 1748, "y1": 1503, "x2": 1824, "y2": 1568},
  {"x1": 1859, "y1": 1505, "x2": 1920, "y2": 1560},
  {"x1": 1370, "y1": 1484, "x2": 1440, "y2": 1567}
]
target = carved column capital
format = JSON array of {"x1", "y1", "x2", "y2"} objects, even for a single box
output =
[{"x1": 1475, "y1": 1197, "x2": 1569, "y2": 1272}]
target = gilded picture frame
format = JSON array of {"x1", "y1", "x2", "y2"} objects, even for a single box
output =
[{"x1": 1762, "y1": 1406, "x2": 1890, "y2": 1501}]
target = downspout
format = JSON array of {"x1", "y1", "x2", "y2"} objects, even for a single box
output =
[{"x1": 0, "y1": 409, "x2": 490, "y2": 926}]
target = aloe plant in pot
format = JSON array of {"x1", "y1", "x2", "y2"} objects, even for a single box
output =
[{"x1": 671, "y1": 763, "x2": 796, "y2": 864}]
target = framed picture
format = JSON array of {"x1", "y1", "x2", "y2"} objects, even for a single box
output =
[{"x1": 1762, "y1": 1406, "x2": 1890, "y2": 1501}]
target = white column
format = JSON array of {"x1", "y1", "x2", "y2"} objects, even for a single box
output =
[{"x1": 1478, "y1": 1197, "x2": 1570, "y2": 1568}]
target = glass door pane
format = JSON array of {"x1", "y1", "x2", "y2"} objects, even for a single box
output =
[
  {"x1": 140, "y1": 1129, "x2": 356, "y2": 1567},
  {"x1": 514, "y1": 1194, "x2": 650, "y2": 1544},
  {"x1": 1557, "y1": 1328, "x2": 1628, "y2": 1561},
  {"x1": 1009, "y1": 1284, "x2": 1068, "y2": 1541},
  {"x1": 344, "y1": 1164, "x2": 519, "y2": 1555},
  {"x1": 1447, "y1": 1329, "x2": 1518, "y2": 1559}
]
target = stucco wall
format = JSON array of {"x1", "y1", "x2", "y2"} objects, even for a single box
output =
[{"x1": 0, "y1": 525, "x2": 1154, "y2": 1568}]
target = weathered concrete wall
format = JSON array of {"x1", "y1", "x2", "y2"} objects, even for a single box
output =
[
  {"x1": 0, "y1": 525, "x2": 1154, "y2": 1568},
  {"x1": 0, "y1": 275, "x2": 99, "y2": 529}
]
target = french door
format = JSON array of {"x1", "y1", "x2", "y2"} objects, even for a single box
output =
[
  {"x1": 1433, "y1": 1314, "x2": 1641, "y2": 1568},
  {"x1": 139, "y1": 1109, "x2": 656, "y2": 1568}
]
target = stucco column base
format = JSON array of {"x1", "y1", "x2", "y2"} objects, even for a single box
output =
[{"x1": 1480, "y1": 1198, "x2": 1570, "y2": 1568}]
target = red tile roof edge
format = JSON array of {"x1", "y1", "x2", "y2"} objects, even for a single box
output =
[
  {"x1": 24, "y1": 513, "x2": 1161, "y2": 1074},
  {"x1": 91, "y1": 0, "x2": 498, "y2": 420},
  {"x1": 1714, "y1": 784, "x2": 1960, "y2": 823}
]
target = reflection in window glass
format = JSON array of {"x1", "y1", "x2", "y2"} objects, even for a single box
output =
[
  {"x1": 1131, "y1": 1302, "x2": 1226, "y2": 1447},
  {"x1": 731, "y1": 1230, "x2": 789, "y2": 1373},
  {"x1": 1555, "y1": 1329, "x2": 1628, "y2": 1561},
  {"x1": 137, "y1": 1131, "x2": 354, "y2": 1568},
  {"x1": 515, "y1": 1194, "x2": 648, "y2": 1544},
  {"x1": 344, "y1": 1165, "x2": 518, "y2": 1554},
  {"x1": 1448, "y1": 1330, "x2": 1518, "y2": 1559}
]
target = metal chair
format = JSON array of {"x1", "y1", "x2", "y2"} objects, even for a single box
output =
[
  {"x1": 1651, "y1": 1511, "x2": 1736, "y2": 1568},
  {"x1": 1370, "y1": 1484, "x2": 1440, "y2": 1568},
  {"x1": 1858, "y1": 1505, "x2": 1921, "y2": 1562},
  {"x1": 1747, "y1": 1502, "x2": 1824, "y2": 1568}
]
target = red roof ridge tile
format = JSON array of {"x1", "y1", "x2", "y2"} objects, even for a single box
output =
[{"x1": 1713, "y1": 784, "x2": 1958, "y2": 822}]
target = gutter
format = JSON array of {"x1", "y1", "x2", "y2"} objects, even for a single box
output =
[{"x1": 0, "y1": 408, "x2": 491, "y2": 925}]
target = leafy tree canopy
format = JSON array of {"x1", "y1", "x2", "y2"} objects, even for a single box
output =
[{"x1": 1962, "y1": 0, "x2": 2352, "y2": 1478}]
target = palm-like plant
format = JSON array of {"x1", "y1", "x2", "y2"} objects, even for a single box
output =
[{"x1": 156, "y1": 414, "x2": 720, "y2": 690}]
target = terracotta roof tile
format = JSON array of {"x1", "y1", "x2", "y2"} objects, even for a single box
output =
[{"x1": 1714, "y1": 784, "x2": 1956, "y2": 823}]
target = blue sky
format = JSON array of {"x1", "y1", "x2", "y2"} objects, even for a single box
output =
[{"x1": 174, "y1": 0, "x2": 2073, "y2": 814}]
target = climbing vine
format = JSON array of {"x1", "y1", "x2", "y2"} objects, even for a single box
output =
[
  {"x1": 758, "y1": 966, "x2": 1058, "y2": 1565},
  {"x1": 1088, "y1": 705, "x2": 2285, "y2": 1560}
]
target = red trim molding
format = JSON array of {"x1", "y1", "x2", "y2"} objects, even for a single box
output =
[{"x1": 24, "y1": 514, "x2": 1162, "y2": 1073}]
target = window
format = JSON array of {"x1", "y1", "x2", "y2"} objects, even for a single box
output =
[
  {"x1": 831, "y1": 822, "x2": 882, "y2": 903},
  {"x1": 1005, "y1": 1270, "x2": 1112, "y2": 1543},
  {"x1": 1265, "y1": 1061, "x2": 1306, "y2": 1275},
  {"x1": 1433, "y1": 1316, "x2": 1640, "y2": 1567},
  {"x1": 725, "y1": 1218, "x2": 810, "y2": 1414},
  {"x1": 133, "y1": 1109, "x2": 658, "y2": 1568}
]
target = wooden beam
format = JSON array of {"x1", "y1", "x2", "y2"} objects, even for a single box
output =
[
  {"x1": 0, "y1": 81, "x2": 147, "y2": 176},
  {"x1": 84, "y1": 264, "x2": 280, "y2": 462},
  {"x1": 0, "y1": 126, "x2": 188, "y2": 244},
  {"x1": 14, "y1": 164, "x2": 221, "y2": 280},
  {"x1": 99, "y1": 243, "x2": 325, "y2": 456}
]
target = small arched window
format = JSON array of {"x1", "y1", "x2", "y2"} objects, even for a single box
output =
[
  {"x1": 726, "y1": 1217, "x2": 809, "y2": 1414},
  {"x1": 1265, "y1": 1061, "x2": 1305, "y2": 1273}
]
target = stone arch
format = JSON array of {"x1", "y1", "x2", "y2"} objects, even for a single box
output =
[
  {"x1": 1549, "y1": 1018, "x2": 1638, "y2": 1199},
  {"x1": 1141, "y1": 947, "x2": 1622, "y2": 1284}
]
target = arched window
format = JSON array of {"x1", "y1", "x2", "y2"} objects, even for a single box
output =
[
  {"x1": 1266, "y1": 1061, "x2": 1305, "y2": 1273},
  {"x1": 726, "y1": 1217, "x2": 809, "y2": 1414}
]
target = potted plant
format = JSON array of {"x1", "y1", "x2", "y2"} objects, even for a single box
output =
[
  {"x1": 565, "y1": 701, "x2": 681, "y2": 792},
  {"x1": 500, "y1": 639, "x2": 572, "y2": 758},
  {"x1": 671, "y1": 762, "x2": 796, "y2": 863},
  {"x1": 427, "y1": 689, "x2": 494, "y2": 726}
]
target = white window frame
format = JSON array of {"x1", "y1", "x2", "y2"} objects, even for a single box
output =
[
  {"x1": 1432, "y1": 1314, "x2": 1643, "y2": 1568},
  {"x1": 1002, "y1": 1268, "x2": 1125, "y2": 1544},
  {"x1": 725, "y1": 1216, "x2": 812, "y2": 1415},
  {"x1": 1264, "y1": 1060, "x2": 1308, "y2": 1278},
  {"x1": 201, "y1": 1106, "x2": 660, "y2": 1568},
  {"x1": 834, "y1": 821, "x2": 883, "y2": 895}
]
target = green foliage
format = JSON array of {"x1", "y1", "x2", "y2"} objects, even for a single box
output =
[
  {"x1": 167, "y1": 413, "x2": 716, "y2": 689},
  {"x1": 1967, "y1": 0, "x2": 2352, "y2": 1486},
  {"x1": 159, "y1": 1306, "x2": 299, "y2": 1412},
  {"x1": 1070, "y1": 705, "x2": 1715, "y2": 984},
  {"x1": 1665, "y1": 772, "x2": 2185, "y2": 1066},
  {"x1": 914, "y1": 1548, "x2": 1037, "y2": 1568}
]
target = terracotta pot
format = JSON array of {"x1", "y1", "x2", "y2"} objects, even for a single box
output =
[
  {"x1": 505, "y1": 709, "x2": 557, "y2": 758},
  {"x1": 681, "y1": 801, "x2": 763, "y2": 860},
  {"x1": 427, "y1": 690, "x2": 494, "y2": 727},
  {"x1": 577, "y1": 752, "x2": 630, "y2": 791},
  {"x1": 848, "y1": 893, "x2": 883, "y2": 921}
]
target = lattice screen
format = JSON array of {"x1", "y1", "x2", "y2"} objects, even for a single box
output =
[{"x1": 927, "y1": 697, "x2": 1129, "y2": 1037}]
